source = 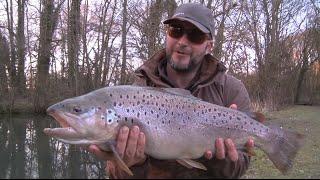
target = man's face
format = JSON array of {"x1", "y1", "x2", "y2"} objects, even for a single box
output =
[{"x1": 165, "y1": 20, "x2": 212, "y2": 72}]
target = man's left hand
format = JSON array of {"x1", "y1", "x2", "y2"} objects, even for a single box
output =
[{"x1": 203, "y1": 104, "x2": 255, "y2": 162}]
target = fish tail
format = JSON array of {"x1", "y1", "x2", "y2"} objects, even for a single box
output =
[{"x1": 261, "y1": 126, "x2": 305, "y2": 174}]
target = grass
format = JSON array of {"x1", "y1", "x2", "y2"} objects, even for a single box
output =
[{"x1": 242, "y1": 105, "x2": 320, "y2": 179}]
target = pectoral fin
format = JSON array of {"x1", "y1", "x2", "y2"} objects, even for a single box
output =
[
  {"x1": 109, "y1": 145, "x2": 133, "y2": 176},
  {"x1": 176, "y1": 159, "x2": 207, "y2": 171}
]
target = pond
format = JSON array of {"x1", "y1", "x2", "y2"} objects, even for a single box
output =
[{"x1": 0, "y1": 114, "x2": 106, "y2": 179}]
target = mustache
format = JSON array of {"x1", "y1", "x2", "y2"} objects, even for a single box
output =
[{"x1": 174, "y1": 44, "x2": 191, "y2": 54}]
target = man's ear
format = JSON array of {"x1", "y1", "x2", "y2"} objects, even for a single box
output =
[{"x1": 206, "y1": 41, "x2": 213, "y2": 54}]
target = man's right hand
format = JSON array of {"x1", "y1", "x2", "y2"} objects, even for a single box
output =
[{"x1": 88, "y1": 125, "x2": 146, "y2": 178}]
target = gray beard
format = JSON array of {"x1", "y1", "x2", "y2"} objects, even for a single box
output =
[{"x1": 168, "y1": 59, "x2": 191, "y2": 72}]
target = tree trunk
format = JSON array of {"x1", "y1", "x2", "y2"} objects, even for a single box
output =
[
  {"x1": 16, "y1": 0, "x2": 26, "y2": 96},
  {"x1": 120, "y1": 0, "x2": 128, "y2": 85},
  {"x1": 5, "y1": 0, "x2": 17, "y2": 90},
  {"x1": 67, "y1": 0, "x2": 81, "y2": 96},
  {"x1": 34, "y1": 0, "x2": 64, "y2": 113},
  {"x1": 0, "y1": 33, "x2": 9, "y2": 97}
]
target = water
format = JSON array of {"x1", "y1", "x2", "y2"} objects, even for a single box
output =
[{"x1": 0, "y1": 114, "x2": 106, "y2": 179}]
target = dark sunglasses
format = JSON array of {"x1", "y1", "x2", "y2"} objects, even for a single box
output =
[{"x1": 166, "y1": 24, "x2": 210, "y2": 44}]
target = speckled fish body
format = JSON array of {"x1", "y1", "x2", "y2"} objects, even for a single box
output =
[{"x1": 44, "y1": 85, "x2": 304, "y2": 175}]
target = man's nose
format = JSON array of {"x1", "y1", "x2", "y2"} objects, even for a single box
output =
[{"x1": 177, "y1": 33, "x2": 190, "y2": 46}]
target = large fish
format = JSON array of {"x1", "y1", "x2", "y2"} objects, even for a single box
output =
[{"x1": 44, "y1": 85, "x2": 304, "y2": 176}]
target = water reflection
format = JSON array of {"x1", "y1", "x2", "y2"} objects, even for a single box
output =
[{"x1": 0, "y1": 114, "x2": 106, "y2": 179}]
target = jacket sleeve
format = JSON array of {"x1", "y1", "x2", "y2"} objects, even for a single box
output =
[{"x1": 223, "y1": 74, "x2": 251, "y2": 112}]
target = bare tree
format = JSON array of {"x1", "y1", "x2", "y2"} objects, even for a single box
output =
[
  {"x1": 67, "y1": 0, "x2": 81, "y2": 96},
  {"x1": 16, "y1": 0, "x2": 27, "y2": 95},
  {"x1": 0, "y1": 32, "x2": 9, "y2": 98},
  {"x1": 34, "y1": 0, "x2": 65, "y2": 113},
  {"x1": 120, "y1": 0, "x2": 128, "y2": 85}
]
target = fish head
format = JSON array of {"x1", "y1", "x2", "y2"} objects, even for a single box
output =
[{"x1": 44, "y1": 93, "x2": 119, "y2": 145}]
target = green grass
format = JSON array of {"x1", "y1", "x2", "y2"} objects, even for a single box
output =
[{"x1": 242, "y1": 105, "x2": 320, "y2": 179}]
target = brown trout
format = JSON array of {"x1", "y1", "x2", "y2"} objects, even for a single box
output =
[{"x1": 44, "y1": 85, "x2": 304, "y2": 176}]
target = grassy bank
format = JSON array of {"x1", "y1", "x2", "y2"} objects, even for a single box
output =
[{"x1": 243, "y1": 105, "x2": 320, "y2": 179}]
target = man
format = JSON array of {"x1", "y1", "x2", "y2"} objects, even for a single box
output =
[{"x1": 89, "y1": 3, "x2": 256, "y2": 178}]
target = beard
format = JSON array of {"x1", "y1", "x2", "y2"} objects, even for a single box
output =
[
  {"x1": 167, "y1": 57, "x2": 196, "y2": 72},
  {"x1": 166, "y1": 49, "x2": 207, "y2": 72}
]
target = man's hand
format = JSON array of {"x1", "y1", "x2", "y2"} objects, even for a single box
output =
[
  {"x1": 88, "y1": 126, "x2": 146, "y2": 178},
  {"x1": 203, "y1": 104, "x2": 255, "y2": 162}
]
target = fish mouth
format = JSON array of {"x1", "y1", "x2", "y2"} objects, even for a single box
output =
[{"x1": 47, "y1": 108, "x2": 72, "y2": 128}]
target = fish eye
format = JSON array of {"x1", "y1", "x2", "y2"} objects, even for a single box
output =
[{"x1": 73, "y1": 106, "x2": 82, "y2": 113}]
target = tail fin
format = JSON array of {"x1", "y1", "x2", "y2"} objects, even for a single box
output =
[{"x1": 261, "y1": 126, "x2": 305, "y2": 174}]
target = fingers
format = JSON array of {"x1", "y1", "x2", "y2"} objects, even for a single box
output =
[
  {"x1": 229, "y1": 104, "x2": 238, "y2": 110},
  {"x1": 225, "y1": 138, "x2": 238, "y2": 162},
  {"x1": 124, "y1": 126, "x2": 140, "y2": 162},
  {"x1": 214, "y1": 138, "x2": 238, "y2": 162},
  {"x1": 245, "y1": 137, "x2": 255, "y2": 156},
  {"x1": 136, "y1": 132, "x2": 146, "y2": 161},
  {"x1": 204, "y1": 150, "x2": 213, "y2": 159},
  {"x1": 116, "y1": 126, "x2": 130, "y2": 158},
  {"x1": 215, "y1": 138, "x2": 225, "y2": 159}
]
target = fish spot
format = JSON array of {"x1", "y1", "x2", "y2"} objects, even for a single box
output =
[
  {"x1": 126, "y1": 109, "x2": 130, "y2": 113},
  {"x1": 237, "y1": 117, "x2": 241, "y2": 121},
  {"x1": 151, "y1": 110, "x2": 154, "y2": 114},
  {"x1": 229, "y1": 116, "x2": 232, "y2": 120},
  {"x1": 125, "y1": 117, "x2": 128, "y2": 121},
  {"x1": 133, "y1": 96, "x2": 136, "y2": 99},
  {"x1": 147, "y1": 121, "x2": 150, "y2": 124},
  {"x1": 109, "y1": 94, "x2": 112, "y2": 97},
  {"x1": 113, "y1": 102, "x2": 116, "y2": 106},
  {"x1": 120, "y1": 95, "x2": 122, "y2": 98},
  {"x1": 218, "y1": 113, "x2": 221, "y2": 117},
  {"x1": 131, "y1": 118, "x2": 134, "y2": 124},
  {"x1": 157, "y1": 114, "x2": 159, "y2": 118},
  {"x1": 98, "y1": 107, "x2": 102, "y2": 110},
  {"x1": 145, "y1": 111, "x2": 147, "y2": 116},
  {"x1": 214, "y1": 108, "x2": 217, "y2": 111},
  {"x1": 108, "y1": 110, "x2": 112, "y2": 114},
  {"x1": 162, "y1": 121, "x2": 164, "y2": 124},
  {"x1": 137, "y1": 112, "x2": 140, "y2": 117}
]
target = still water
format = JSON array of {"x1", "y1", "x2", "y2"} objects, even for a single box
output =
[{"x1": 0, "y1": 114, "x2": 107, "y2": 179}]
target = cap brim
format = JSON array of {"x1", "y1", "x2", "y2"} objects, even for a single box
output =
[{"x1": 163, "y1": 17, "x2": 209, "y2": 34}]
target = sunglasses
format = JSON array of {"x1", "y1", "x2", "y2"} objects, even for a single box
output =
[{"x1": 166, "y1": 24, "x2": 210, "y2": 44}]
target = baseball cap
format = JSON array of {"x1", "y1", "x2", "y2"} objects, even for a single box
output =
[{"x1": 163, "y1": 3, "x2": 215, "y2": 40}]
